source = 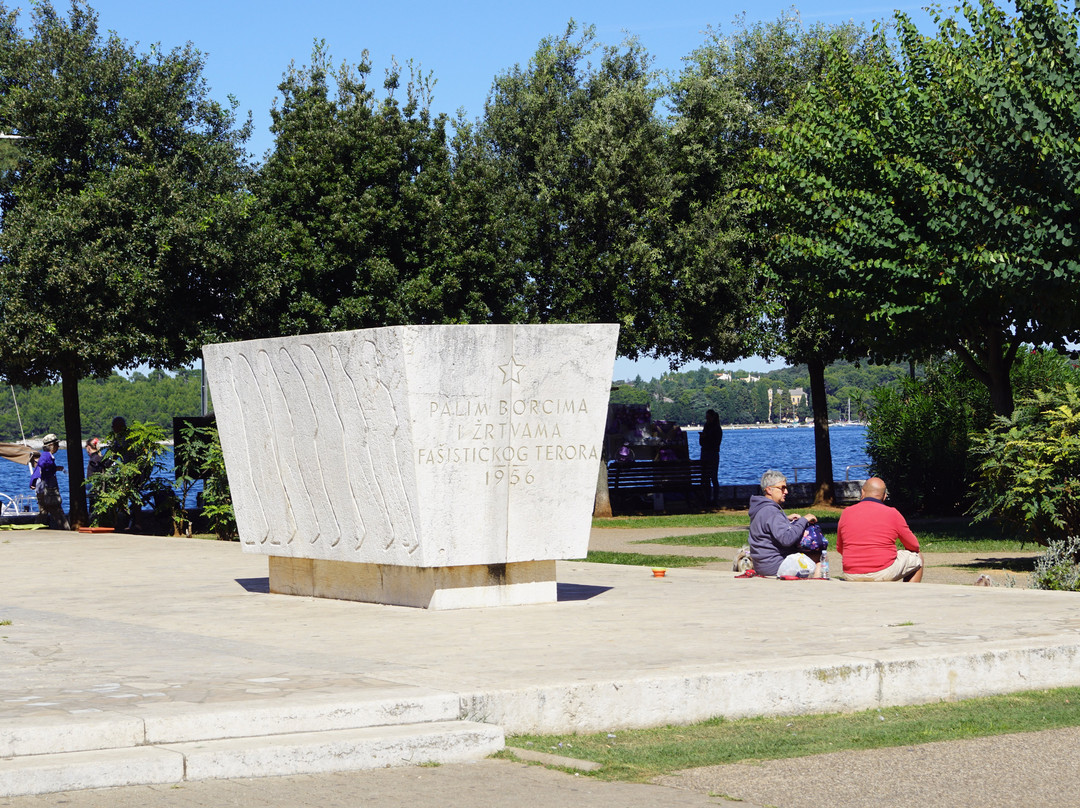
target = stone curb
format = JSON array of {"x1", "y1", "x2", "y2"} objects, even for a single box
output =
[
  {"x1": 0, "y1": 722, "x2": 504, "y2": 797},
  {"x1": 458, "y1": 638, "x2": 1080, "y2": 734}
]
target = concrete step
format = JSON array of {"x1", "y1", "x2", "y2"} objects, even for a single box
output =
[
  {"x1": 0, "y1": 720, "x2": 505, "y2": 797},
  {"x1": 0, "y1": 687, "x2": 462, "y2": 756}
]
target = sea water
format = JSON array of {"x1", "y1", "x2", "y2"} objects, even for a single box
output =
[
  {"x1": 0, "y1": 425, "x2": 871, "y2": 512},
  {"x1": 686, "y1": 423, "x2": 870, "y2": 485},
  {"x1": 0, "y1": 448, "x2": 201, "y2": 513}
]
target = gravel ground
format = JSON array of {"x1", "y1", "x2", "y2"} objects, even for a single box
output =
[{"x1": 655, "y1": 726, "x2": 1080, "y2": 808}]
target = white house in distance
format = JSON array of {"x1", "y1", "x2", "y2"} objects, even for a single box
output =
[{"x1": 715, "y1": 371, "x2": 761, "y2": 383}]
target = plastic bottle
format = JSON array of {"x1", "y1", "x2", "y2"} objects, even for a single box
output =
[{"x1": 820, "y1": 550, "x2": 830, "y2": 579}]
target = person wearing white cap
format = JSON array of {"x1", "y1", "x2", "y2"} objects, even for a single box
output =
[{"x1": 36, "y1": 434, "x2": 70, "y2": 530}]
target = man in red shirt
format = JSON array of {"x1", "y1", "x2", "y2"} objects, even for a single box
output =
[{"x1": 836, "y1": 477, "x2": 923, "y2": 582}]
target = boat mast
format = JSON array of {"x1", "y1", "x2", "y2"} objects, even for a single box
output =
[{"x1": 10, "y1": 385, "x2": 26, "y2": 444}]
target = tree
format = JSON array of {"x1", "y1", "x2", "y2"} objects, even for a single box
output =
[
  {"x1": 760, "y1": 0, "x2": 1080, "y2": 418},
  {"x1": 674, "y1": 12, "x2": 871, "y2": 504},
  {"x1": 0, "y1": 136, "x2": 20, "y2": 173},
  {"x1": 475, "y1": 22, "x2": 677, "y2": 357},
  {"x1": 256, "y1": 43, "x2": 482, "y2": 335},
  {"x1": 0, "y1": 1, "x2": 256, "y2": 525}
]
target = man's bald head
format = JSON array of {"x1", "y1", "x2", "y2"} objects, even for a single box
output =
[{"x1": 862, "y1": 477, "x2": 887, "y2": 500}]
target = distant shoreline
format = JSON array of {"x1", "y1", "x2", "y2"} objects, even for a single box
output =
[
  {"x1": 684, "y1": 422, "x2": 866, "y2": 431},
  {"x1": 8, "y1": 438, "x2": 176, "y2": 450}
]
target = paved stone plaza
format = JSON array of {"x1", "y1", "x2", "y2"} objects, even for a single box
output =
[{"x1": 2, "y1": 528, "x2": 1079, "y2": 800}]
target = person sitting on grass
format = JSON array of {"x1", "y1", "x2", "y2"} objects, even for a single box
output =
[
  {"x1": 836, "y1": 477, "x2": 923, "y2": 582},
  {"x1": 747, "y1": 469, "x2": 821, "y2": 577}
]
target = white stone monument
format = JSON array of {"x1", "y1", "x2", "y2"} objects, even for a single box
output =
[{"x1": 203, "y1": 324, "x2": 619, "y2": 609}]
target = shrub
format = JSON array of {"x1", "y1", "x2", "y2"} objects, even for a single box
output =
[
  {"x1": 89, "y1": 420, "x2": 172, "y2": 527},
  {"x1": 970, "y1": 385, "x2": 1080, "y2": 547},
  {"x1": 865, "y1": 357, "x2": 989, "y2": 514},
  {"x1": 176, "y1": 420, "x2": 236, "y2": 540},
  {"x1": 1029, "y1": 536, "x2": 1080, "y2": 591},
  {"x1": 866, "y1": 350, "x2": 1080, "y2": 516}
]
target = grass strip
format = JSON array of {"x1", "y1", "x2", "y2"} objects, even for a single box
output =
[
  {"x1": 594, "y1": 513, "x2": 753, "y2": 529},
  {"x1": 629, "y1": 525, "x2": 1033, "y2": 554},
  {"x1": 916, "y1": 529, "x2": 1030, "y2": 553},
  {"x1": 593, "y1": 508, "x2": 845, "y2": 530},
  {"x1": 570, "y1": 551, "x2": 721, "y2": 568},
  {"x1": 503, "y1": 687, "x2": 1080, "y2": 782},
  {"x1": 638, "y1": 532, "x2": 748, "y2": 549}
]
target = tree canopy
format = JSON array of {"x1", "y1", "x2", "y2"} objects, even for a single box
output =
[
  {"x1": 465, "y1": 22, "x2": 680, "y2": 357},
  {"x1": 759, "y1": 0, "x2": 1080, "y2": 416},
  {"x1": 0, "y1": 0, "x2": 256, "y2": 522},
  {"x1": 673, "y1": 12, "x2": 871, "y2": 503},
  {"x1": 255, "y1": 44, "x2": 482, "y2": 335}
]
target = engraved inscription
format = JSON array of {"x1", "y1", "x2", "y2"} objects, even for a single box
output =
[{"x1": 421, "y1": 360, "x2": 600, "y2": 485}]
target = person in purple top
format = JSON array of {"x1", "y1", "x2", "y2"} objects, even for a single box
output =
[
  {"x1": 35, "y1": 434, "x2": 69, "y2": 530},
  {"x1": 747, "y1": 469, "x2": 820, "y2": 577}
]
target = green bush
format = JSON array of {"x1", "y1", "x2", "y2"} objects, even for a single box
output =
[
  {"x1": 89, "y1": 420, "x2": 172, "y2": 527},
  {"x1": 176, "y1": 420, "x2": 235, "y2": 540},
  {"x1": 1029, "y1": 537, "x2": 1080, "y2": 591},
  {"x1": 970, "y1": 385, "x2": 1080, "y2": 547},
  {"x1": 199, "y1": 427, "x2": 236, "y2": 541},
  {"x1": 866, "y1": 350, "x2": 1080, "y2": 516},
  {"x1": 865, "y1": 358, "x2": 989, "y2": 514}
]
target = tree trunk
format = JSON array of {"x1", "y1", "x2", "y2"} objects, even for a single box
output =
[
  {"x1": 593, "y1": 458, "x2": 613, "y2": 518},
  {"x1": 986, "y1": 360, "x2": 1015, "y2": 418},
  {"x1": 954, "y1": 335, "x2": 1017, "y2": 417},
  {"x1": 807, "y1": 356, "x2": 834, "y2": 507},
  {"x1": 61, "y1": 367, "x2": 87, "y2": 528}
]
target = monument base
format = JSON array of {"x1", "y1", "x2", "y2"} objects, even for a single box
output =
[{"x1": 268, "y1": 557, "x2": 558, "y2": 610}]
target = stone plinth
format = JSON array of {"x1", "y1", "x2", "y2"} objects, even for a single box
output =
[{"x1": 203, "y1": 324, "x2": 619, "y2": 608}]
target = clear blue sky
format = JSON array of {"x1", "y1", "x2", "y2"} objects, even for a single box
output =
[
  {"x1": 8, "y1": 0, "x2": 929, "y2": 160},
  {"x1": 8, "y1": 0, "x2": 932, "y2": 382}
]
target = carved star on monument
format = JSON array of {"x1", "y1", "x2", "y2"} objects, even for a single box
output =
[{"x1": 499, "y1": 355, "x2": 525, "y2": 385}]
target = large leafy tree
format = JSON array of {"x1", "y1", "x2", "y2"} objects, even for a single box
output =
[
  {"x1": 474, "y1": 22, "x2": 677, "y2": 357},
  {"x1": 0, "y1": 1, "x2": 257, "y2": 525},
  {"x1": 673, "y1": 13, "x2": 869, "y2": 504},
  {"x1": 760, "y1": 0, "x2": 1080, "y2": 418},
  {"x1": 257, "y1": 44, "x2": 486, "y2": 334},
  {"x1": 468, "y1": 23, "x2": 681, "y2": 517},
  {"x1": 0, "y1": 135, "x2": 20, "y2": 173}
]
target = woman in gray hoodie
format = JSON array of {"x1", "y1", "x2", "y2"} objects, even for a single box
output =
[{"x1": 747, "y1": 469, "x2": 819, "y2": 577}]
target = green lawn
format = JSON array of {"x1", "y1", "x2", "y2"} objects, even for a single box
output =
[
  {"x1": 594, "y1": 507, "x2": 845, "y2": 530},
  {"x1": 598, "y1": 511, "x2": 1035, "y2": 555},
  {"x1": 594, "y1": 513, "x2": 756, "y2": 529},
  {"x1": 637, "y1": 532, "x2": 748, "y2": 549},
  {"x1": 570, "y1": 551, "x2": 723, "y2": 567},
  {"x1": 502, "y1": 687, "x2": 1080, "y2": 782},
  {"x1": 915, "y1": 524, "x2": 1033, "y2": 553}
]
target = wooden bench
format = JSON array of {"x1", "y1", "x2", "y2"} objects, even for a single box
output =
[{"x1": 607, "y1": 460, "x2": 705, "y2": 511}]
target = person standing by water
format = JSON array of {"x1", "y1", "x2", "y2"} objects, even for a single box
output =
[
  {"x1": 106, "y1": 417, "x2": 136, "y2": 530},
  {"x1": 85, "y1": 437, "x2": 105, "y2": 519},
  {"x1": 699, "y1": 409, "x2": 723, "y2": 506},
  {"x1": 35, "y1": 434, "x2": 70, "y2": 530},
  {"x1": 109, "y1": 417, "x2": 132, "y2": 461}
]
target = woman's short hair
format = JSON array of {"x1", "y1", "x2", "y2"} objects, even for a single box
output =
[{"x1": 760, "y1": 469, "x2": 787, "y2": 493}]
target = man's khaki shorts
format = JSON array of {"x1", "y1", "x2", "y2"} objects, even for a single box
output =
[{"x1": 845, "y1": 549, "x2": 922, "y2": 582}]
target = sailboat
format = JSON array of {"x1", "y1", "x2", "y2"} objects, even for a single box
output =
[{"x1": 0, "y1": 386, "x2": 41, "y2": 518}]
